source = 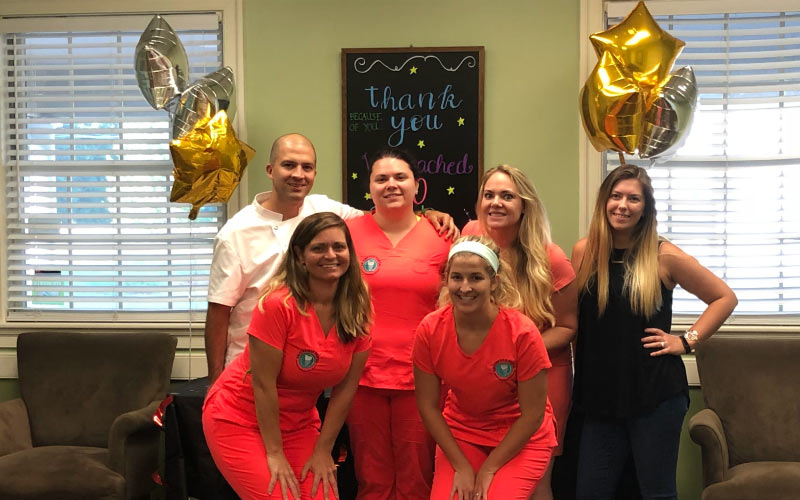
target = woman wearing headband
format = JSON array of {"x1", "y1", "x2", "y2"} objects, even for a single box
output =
[
  {"x1": 345, "y1": 148, "x2": 453, "y2": 500},
  {"x1": 414, "y1": 236, "x2": 556, "y2": 500},
  {"x1": 463, "y1": 165, "x2": 577, "y2": 500},
  {"x1": 571, "y1": 165, "x2": 737, "y2": 500}
]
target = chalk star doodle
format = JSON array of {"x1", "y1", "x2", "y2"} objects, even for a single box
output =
[
  {"x1": 457, "y1": 117, "x2": 465, "y2": 126},
  {"x1": 351, "y1": 172, "x2": 358, "y2": 180},
  {"x1": 447, "y1": 186, "x2": 455, "y2": 195},
  {"x1": 409, "y1": 66, "x2": 418, "y2": 75},
  {"x1": 417, "y1": 140, "x2": 425, "y2": 149}
]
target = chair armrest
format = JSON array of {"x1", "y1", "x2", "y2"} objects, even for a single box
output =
[
  {"x1": 0, "y1": 398, "x2": 32, "y2": 456},
  {"x1": 688, "y1": 408, "x2": 729, "y2": 487},
  {"x1": 107, "y1": 399, "x2": 162, "y2": 474}
]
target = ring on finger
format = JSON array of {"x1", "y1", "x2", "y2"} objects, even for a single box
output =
[{"x1": 661, "y1": 341, "x2": 665, "y2": 348}]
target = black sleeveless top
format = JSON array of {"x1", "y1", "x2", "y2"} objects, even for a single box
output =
[{"x1": 573, "y1": 248, "x2": 688, "y2": 419}]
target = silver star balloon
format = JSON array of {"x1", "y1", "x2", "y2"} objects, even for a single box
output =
[
  {"x1": 639, "y1": 66, "x2": 698, "y2": 160},
  {"x1": 171, "y1": 66, "x2": 236, "y2": 139}
]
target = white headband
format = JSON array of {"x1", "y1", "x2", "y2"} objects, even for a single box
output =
[{"x1": 448, "y1": 241, "x2": 500, "y2": 273}]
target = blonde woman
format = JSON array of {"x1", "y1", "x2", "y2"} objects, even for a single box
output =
[
  {"x1": 203, "y1": 212, "x2": 372, "y2": 500},
  {"x1": 571, "y1": 164, "x2": 737, "y2": 500},
  {"x1": 463, "y1": 165, "x2": 577, "y2": 500},
  {"x1": 414, "y1": 236, "x2": 557, "y2": 500}
]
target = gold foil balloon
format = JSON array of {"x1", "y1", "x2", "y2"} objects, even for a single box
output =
[
  {"x1": 639, "y1": 66, "x2": 698, "y2": 160},
  {"x1": 134, "y1": 15, "x2": 189, "y2": 110},
  {"x1": 580, "y1": 51, "x2": 644, "y2": 154},
  {"x1": 580, "y1": 1, "x2": 696, "y2": 161},
  {"x1": 590, "y1": 1, "x2": 685, "y2": 88},
  {"x1": 169, "y1": 110, "x2": 255, "y2": 219},
  {"x1": 172, "y1": 67, "x2": 236, "y2": 139}
]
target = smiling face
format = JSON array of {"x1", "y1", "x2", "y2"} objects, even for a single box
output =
[
  {"x1": 299, "y1": 227, "x2": 350, "y2": 284},
  {"x1": 479, "y1": 172, "x2": 524, "y2": 231},
  {"x1": 369, "y1": 156, "x2": 418, "y2": 214},
  {"x1": 605, "y1": 178, "x2": 645, "y2": 237},
  {"x1": 447, "y1": 253, "x2": 498, "y2": 316},
  {"x1": 266, "y1": 135, "x2": 316, "y2": 206}
]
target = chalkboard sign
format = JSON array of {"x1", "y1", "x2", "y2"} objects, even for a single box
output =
[{"x1": 342, "y1": 47, "x2": 484, "y2": 228}]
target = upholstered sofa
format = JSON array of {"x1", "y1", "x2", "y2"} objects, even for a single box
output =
[
  {"x1": 689, "y1": 334, "x2": 800, "y2": 500},
  {"x1": 0, "y1": 331, "x2": 176, "y2": 500}
]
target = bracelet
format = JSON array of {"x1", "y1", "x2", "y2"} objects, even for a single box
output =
[{"x1": 679, "y1": 335, "x2": 692, "y2": 354}]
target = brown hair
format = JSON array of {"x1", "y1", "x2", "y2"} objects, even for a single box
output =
[
  {"x1": 259, "y1": 212, "x2": 371, "y2": 342},
  {"x1": 575, "y1": 164, "x2": 661, "y2": 317}
]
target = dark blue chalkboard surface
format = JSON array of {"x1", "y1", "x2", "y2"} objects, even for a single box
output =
[{"x1": 342, "y1": 47, "x2": 484, "y2": 228}]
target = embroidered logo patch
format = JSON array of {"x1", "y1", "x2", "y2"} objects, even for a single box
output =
[
  {"x1": 297, "y1": 351, "x2": 319, "y2": 371},
  {"x1": 494, "y1": 360, "x2": 514, "y2": 380},
  {"x1": 362, "y1": 257, "x2": 379, "y2": 274}
]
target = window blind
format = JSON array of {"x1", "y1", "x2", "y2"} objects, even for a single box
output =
[
  {"x1": 602, "y1": 5, "x2": 800, "y2": 318},
  {"x1": 2, "y1": 13, "x2": 225, "y2": 322}
]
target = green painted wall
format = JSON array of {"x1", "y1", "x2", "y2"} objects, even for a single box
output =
[
  {"x1": 240, "y1": 0, "x2": 581, "y2": 250},
  {"x1": 0, "y1": 379, "x2": 20, "y2": 402},
  {"x1": 679, "y1": 387, "x2": 705, "y2": 500}
]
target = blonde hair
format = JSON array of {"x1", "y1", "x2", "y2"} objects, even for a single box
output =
[
  {"x1": 439, "y1": 235, "x2": 522, "y2": 310},
  {"x1": 259, "y1": 212, "x2": 371, "y2": 342},
  {"x1": 575, "y1": 164, "x2": 662, "y2": 318},
  {"x1": 476, "y1": 165, "x2": 555, "y2": 328}
]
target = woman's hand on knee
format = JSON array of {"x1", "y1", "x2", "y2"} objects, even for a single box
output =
[
  {"x1": 267, "y1": 451, "x2": 300, "y2": 500},
  {"x1": 473, "y1": 465, "x2": 496, "y2": 500},
  {"x1": 451, "y1": 465, "x2": 476, "y2": 500},
  {"x1": 301, "y1": 449, "x2": 339, "y2": 499}
]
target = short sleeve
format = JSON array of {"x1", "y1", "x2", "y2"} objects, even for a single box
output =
[
  {"x1": 247, "y1": 291, "x2": 291, "y2": 351},
  {"x1": 353, "y1": 334, "x2": 372, "y2": 353},
  {"x1": 412, "y1": 318, "x2": 435, "y2": 375},
  {"x1": 461, "y1": 220, "x2": 481, "y2": 236},
  {"x1": 549, "y1": 244, "x2": 576, "y2": 292},
  {"x1": 207, "y1": 238, "x2": 244, "y2": 306},
  {"x1": 512, "y1": 313, "x2": 552, "y2": 382}
]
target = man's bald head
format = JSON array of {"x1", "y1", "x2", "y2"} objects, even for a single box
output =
[{"x1": 269, "y1": 133, "x2": 316, "y2": 166}]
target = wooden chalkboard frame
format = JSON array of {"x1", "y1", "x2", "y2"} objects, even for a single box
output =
[{"x1": 341, "y1": 46, "x2": 484, "y2": 227}]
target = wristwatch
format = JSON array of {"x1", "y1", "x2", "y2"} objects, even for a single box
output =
[{"x1": 683, "y1": 329, "x2": 700, "y2": 353}]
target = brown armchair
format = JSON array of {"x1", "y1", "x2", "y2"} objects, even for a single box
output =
[
  {"x1": 688, "y1": 335, "x2": 800, "y2": 500},
  {"x1": 0, "y1": 331, "x2": 176, "y2": 500}
]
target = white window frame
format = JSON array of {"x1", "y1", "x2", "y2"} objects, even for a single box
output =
[
  {"x1": 579, "y1": 0, "x2": 800, "y2": 334},
  {"x1": 0, "y1": 0, "x2": 246, "y2": 379}
]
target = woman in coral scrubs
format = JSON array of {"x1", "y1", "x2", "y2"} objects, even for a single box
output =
[
  {"x1": 346, "y1": 148, "x2": 453, "y2": 500},
  {"x1": 203, "y1": 212, "x2": 373, "y2": 500},
  {"x1": 414, "y1": 236, "x2": 557, "y2": 500}
]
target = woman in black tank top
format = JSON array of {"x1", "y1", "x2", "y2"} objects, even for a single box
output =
[{"x1": 570, "y1": 165, "x2": 737, "y2": 500}]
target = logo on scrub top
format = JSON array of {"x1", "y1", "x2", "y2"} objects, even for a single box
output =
[
  {"x1": 494, "y1": 360, "x2": 514, "y2": 380},
  {"x1": 362, "y1": 257, "x2": 379, "y2": 274},
  {"x1": 297, "y1": 351, "x2": 319, "y2": 371}
]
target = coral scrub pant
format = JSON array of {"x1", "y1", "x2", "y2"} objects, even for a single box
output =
[
  {"x1": 346, "y1": 387, "x2": 434, "y2": 500},
  {"x1": 430, "y1": 439, "x2": 553, "y2": 500},
  {"x1": 203, "y1": 411, "x2": 336, "y2": 500}
]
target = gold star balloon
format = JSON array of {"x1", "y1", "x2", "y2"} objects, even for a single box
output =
[
  {"x1": 580, "y1": 50, "x2": 644, "y2": 154},
  {"x1": 169, "y1": 109, "x2": 255, "y2": 219},
  {"x1": 590, "y1": 1, "x2": 685, "y2": 88}
]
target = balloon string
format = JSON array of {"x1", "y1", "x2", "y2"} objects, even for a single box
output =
[{"x1": 618, "y1": 151, "x2": 625, "y2": 165}]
